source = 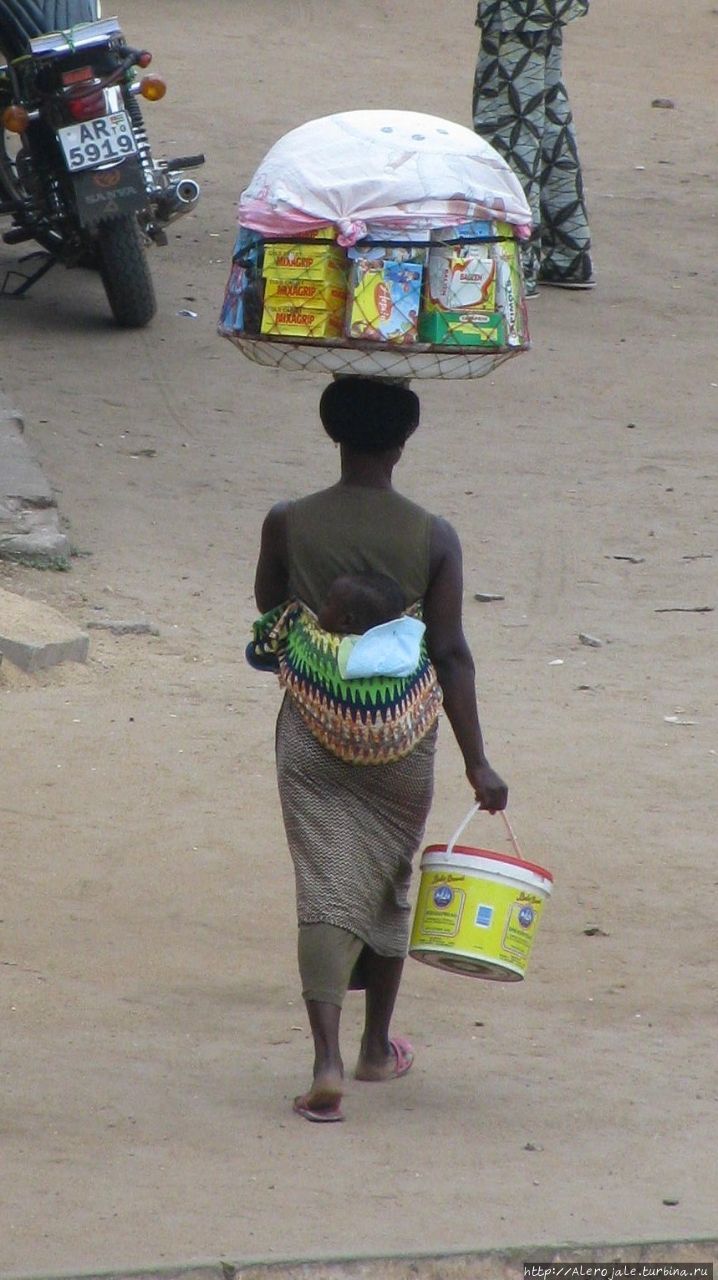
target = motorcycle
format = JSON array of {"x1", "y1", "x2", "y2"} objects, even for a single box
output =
[{"x1": 0, "y1": 1, "x2": 204, "y2": 327}]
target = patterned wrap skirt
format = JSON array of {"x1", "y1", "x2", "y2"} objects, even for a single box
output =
[{"x1": 276, "y1": 696, "x2": 437, "y2": 957}]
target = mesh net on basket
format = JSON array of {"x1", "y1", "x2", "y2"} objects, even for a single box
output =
[{"x1": 218, "y1": 221, "x2": 531, "y2": 381}]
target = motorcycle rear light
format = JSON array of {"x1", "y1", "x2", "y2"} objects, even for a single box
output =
[
  {"x1": 137, "y1": 51, "x2": 152, "y2": 69},
  {"x1": 139, "y1": 75, "x2": 166, "y2": 102},
  {"x1": 66, "y1": 89, "x2": 107, "y2": 122},
  {"x1": 2, "y1": 105, "x2": 29, "y2": 133},
  {"x1": 61, "y1": 65, "x2": 93, "y2": 86}
]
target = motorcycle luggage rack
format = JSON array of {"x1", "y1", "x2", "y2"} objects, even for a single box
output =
[
  {"x1": 28, "y1": 18, "x2": 124, "y2": 59},
  {"x1": 1, "y1": 249, "x2": 56, "y2": 298}
]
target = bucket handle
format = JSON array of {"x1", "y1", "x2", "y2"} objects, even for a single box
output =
[{"x1": 446, "y1": 803, "x2": 525, "y2": 861}]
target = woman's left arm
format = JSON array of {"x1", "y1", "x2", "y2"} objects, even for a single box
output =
[{"x1": 254, "y1": 501, "x2": 290, "y2": 612}]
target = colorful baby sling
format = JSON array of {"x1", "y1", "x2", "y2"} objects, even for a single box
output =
[{"x1": 250, "y1": 601, "x2": 442, "y2": 765}]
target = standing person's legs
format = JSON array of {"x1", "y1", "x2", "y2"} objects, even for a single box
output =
[
  {"x1": 537, "y1": 25, "x2": 594, "y2": 286},
  {"x1": 294, "y1": 921, "x2": 364, "y2": 1121},
  {"x1": 299, "y1": 932, "x2": 416, "y2": 1101},
  {"x1": 355, "y1": 949, "x2": 414, "y2": 1080},
  {"x1": 277, "y1": 700, "x2": 436, "y2": 1113},
  {"x1": 472, "y1": 28, "x2": 548, "y2": 288}
]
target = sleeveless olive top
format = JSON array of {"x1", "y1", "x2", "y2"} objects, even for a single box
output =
[{"x1": 287, "y1": 485, "x2": 434, "y2": 614}]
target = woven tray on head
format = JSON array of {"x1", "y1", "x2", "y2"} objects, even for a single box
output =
[{"x1": 223, "y1": 334, "x2": 523, "y2": 381}]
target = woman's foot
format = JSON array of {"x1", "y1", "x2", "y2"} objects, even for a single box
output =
[
  {"x1": 293, "y1": 1068, "x2": 344, "y2": 1122},
  {"x1": 293, "y1": 1089, "x2": 344, "y2": 1122},
  {"x1": 355, "y1": 1035, "x2": 414, "y2": 1082}
]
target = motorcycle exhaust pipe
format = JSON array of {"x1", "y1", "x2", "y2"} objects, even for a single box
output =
[
  {"x1": 174, "y1": 178, "x2": 201, "y2": 206},
  {"x1": 153, "y1": 177, "x2": 201, "y2": 225}
]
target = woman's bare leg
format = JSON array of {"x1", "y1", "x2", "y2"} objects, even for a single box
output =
[
  {"x1": 355, "y1": 951, "x2": 413, "y2": 1080},
  {"x1": 303, "y1": 998, "x2": 344, "y2": 1104},
  {"x1": 295, "y1": 924, "x2": 363, "y2": 1116}
]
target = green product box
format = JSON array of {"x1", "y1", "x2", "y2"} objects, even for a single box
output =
[{"x1": 418, "y1": 309, "x2": 507, "y2": 348}]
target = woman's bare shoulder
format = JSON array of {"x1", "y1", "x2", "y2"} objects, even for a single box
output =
[{"x1": 429, "y1": 513, "x2": 462, "y2": 557}]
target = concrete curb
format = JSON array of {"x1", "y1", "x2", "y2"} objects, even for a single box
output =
[
  {"x1": 2, "y1": 1238, "x2": 715, "y2": 1280},
  {"x1": 0, "y1": 393, "x2": 71, "y2": 568},
  {"x1": 0, "y1": 585, "x2": 89, "y2": 671}
]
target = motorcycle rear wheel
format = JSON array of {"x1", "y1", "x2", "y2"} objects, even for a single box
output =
[
  {"x1": 96, "y1": 214, "x2": 157, "y2": 329},
  {"x1": 31, "y1": 1, "x2": 100, "y2": 28},
  {"x1": 0, "y1": 128, "x2": 22, "y2": 206}
]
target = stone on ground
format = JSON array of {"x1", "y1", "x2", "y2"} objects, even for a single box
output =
[{"x1": 0, "y1": 586, "x2": 89, "y2": 672}]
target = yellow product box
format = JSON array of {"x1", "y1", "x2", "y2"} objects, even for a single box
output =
[
  {"x1": 430, "y1": 219, "x2": 496, "y2": 243},
  {"x1": 292, "y1": 225, "x2": 337, "y2": 241},
  {"x1": 262, "y1": 242, "x2": 347, "y2": 283},
  {"x1": 418, "y1": 309, "x2": 506, "y2": 348},
  {"x1": 492, "y1": 234, "x2": 530, "y2": 347},
  {"x1": 263, "y1": 277, "x2": 347, "y2": 310},
  {"x1": 265, "y1": 226, "x2": 337, "y2": 242},
  {"x1": 260, "y1": 301, "x2": 345, "y2": 340},
  {"x1": 424, "y1": 243, "x2": 496, "y2": 313}
]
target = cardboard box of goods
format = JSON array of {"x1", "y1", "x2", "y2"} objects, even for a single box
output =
[
  {"x1": 232, "y1": 226, "x2": 264, "y2": 264},
  {"x1": 219, "y1": 261, "x2": 265, "y2": 336},
  {"x1": 425, "y1": 243, "x2": 496, "y2": 313},
  {"x1": 265, "y1": 226, "x2": 338, "y2": 242},
  {"x1": 260, "y1": 302, "x2": 345, "y2": 340},
  {"x1": 430, "y1": 219, "x2": 495, "y2": 243},
  {"x1": 492, "y1": 234, "x2": 529, "y2": 347},
  {"x1": 289, "y1": 225, "x2": 338, "y2": 241},
  {"x1": 262, "y1": 242, "x2": 347, "y2": 282},
  {"x1": 418, "y1": 309, "x2": 507, "y2": 348},
  {"x1": 263, "y1": 277, "x2": 347, "y2": 311},
  {"x1": 219, "y1": 230, "x2": 265, "y2": 335},
  {"x1": 347, "y1": 249, "x2": 425, "y2": 343},
  {"x1": 493, "y1": 220, "x2": 515, "y2": 240},
  {"x1": 219, "y1": 259, "x2": 250, "y2": 334}
]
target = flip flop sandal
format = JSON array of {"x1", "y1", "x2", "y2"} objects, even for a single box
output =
[
  {"x1": 355, "y1": 1036, "x2": 415, "y2": 1082},
  {"x1": 388, "y1": 1036, "x2": 414, "y2": 1079},
  {"x1": 293, "y1": 1094, "x2": 345, "y2": 1123}
]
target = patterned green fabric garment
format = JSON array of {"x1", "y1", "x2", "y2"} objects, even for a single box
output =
[
  {"x1": 251, "y1": 602, "x2": 442, "y2": 765},
  {"x1": 476, "y1": 1, "x2": 588, "y2": 31},
  {"x1": 473, "y1": 2, "x2": 593, "y2": 286}
]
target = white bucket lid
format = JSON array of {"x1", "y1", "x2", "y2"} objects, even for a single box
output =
[{"x1": 420, "y1": 843, "x2": 553, "y2": 896}]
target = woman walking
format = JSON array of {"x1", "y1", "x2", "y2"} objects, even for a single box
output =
[{"x1": 252, "y1": 376, "x2": 508, "y2": 1122}]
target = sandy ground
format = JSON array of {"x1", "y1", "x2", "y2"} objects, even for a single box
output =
[{"x1": 1, "y1": 0, "x2": 717, "y2": 1274}]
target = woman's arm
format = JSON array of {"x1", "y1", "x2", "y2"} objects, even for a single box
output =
[
  {"x1": 254, "y1": 501, "x2": 290, "y2": 612},
  {"x1": 423, "y1": 516, "x2": 508, "y2": 812}
]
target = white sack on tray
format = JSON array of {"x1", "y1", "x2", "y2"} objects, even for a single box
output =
[{"x1": 238, "y1": 110, "x2": 532, "y2": 246}]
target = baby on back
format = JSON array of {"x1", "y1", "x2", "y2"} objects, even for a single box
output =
[
  {"x1": 247, "y1": 570, "x2": 424, "y2": 679},
  {"x1": 316, "y1": 570, "x2": 405, "y2": 635}
]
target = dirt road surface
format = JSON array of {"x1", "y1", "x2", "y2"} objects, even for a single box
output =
[{"x1": 1, "y1": 0, "x2": 716, "y2": 1274}]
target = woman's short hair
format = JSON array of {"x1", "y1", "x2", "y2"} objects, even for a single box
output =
[{"x1": 319, "y1": 376, "x2": 420, "y2": 453}]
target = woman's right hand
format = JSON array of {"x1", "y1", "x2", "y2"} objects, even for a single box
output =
[{"x1": 466, "y1": 760, "x2": 508, "y2": 813}]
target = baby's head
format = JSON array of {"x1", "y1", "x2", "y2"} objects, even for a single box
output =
[{"x1": 317, "y1": 571, "x2": 405, "y2": 636}]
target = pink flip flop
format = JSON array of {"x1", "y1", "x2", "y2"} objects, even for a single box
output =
[
  {"x1": 355, "y1": 1036, "x2": 415, "y2": 1082},
  {"x1": 293, "y1": 1093, "x2": 345, "y2": 1123},
  {"x1": 388, "y1": 1036, "x2": 414, "y2": 1079}
]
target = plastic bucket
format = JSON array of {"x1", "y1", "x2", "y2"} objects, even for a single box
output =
[{"x1": 409, "y1": 805, "x2": 553, "y2": 981}]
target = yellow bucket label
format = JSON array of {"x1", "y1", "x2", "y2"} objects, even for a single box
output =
[
  {"x1": 410, "y1": 868, "x2": 546, "y2": 976},
  {"x1": 416, "y1": 880, "x2": 466, "y2": 939}
]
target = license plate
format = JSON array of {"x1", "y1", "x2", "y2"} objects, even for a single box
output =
[{"x1": 59, "y1": 111, "x2": 137, "y2": 172}]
